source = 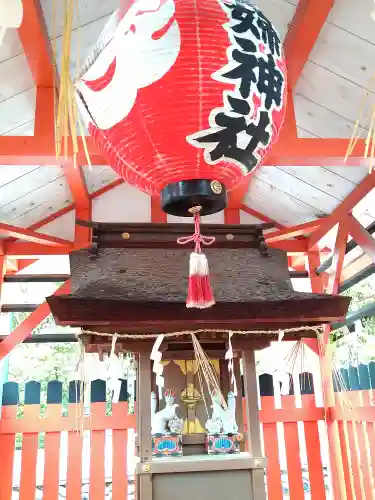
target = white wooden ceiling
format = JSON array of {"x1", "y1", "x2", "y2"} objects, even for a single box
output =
[{"x1": 0, "y1": 0, "x2": 375, "y2": 235}]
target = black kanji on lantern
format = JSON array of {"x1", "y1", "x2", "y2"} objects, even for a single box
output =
[
  {"x1": 222, "y1": 33, "x2": 284, "y2": 108},
  {"x1": 257, "y1": 54, "x2": 284, "y2": 110},
  {"x1": 229, "y1": 3, "x2": 281, "y2": 57},
  {"x1": 193, "y1": 95, "x2": 270, "y2": 173},
  {"x1": 188, "y1": 1, "x2": 285, "y2": 175},
  {"x1": 222, "y1": 46, "x2": 258, "y2": 99},
  {"x1": 255, "y1": 9, "x2": 281, "y2": 57}
]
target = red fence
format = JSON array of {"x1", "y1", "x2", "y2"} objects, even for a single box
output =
[
  {"x1": 1, "y1": 370, "x2": 374, "y2": 500},
  {"x1": 0, "y1": 380, "x2": 136, "y2": 500},
  {"x1": 329, "y1": 363, "x2": 375, "y2": 500}
]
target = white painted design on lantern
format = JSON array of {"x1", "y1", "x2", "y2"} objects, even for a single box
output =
[
  {"x1": 187, "y1": 1, "x2": 285, "y2": 175},
  {"x1": 77, "y1": 0, "x2": 181, "y2": 130}
]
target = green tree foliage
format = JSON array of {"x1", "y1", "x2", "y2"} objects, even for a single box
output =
[{"x1": 334, "y1": 273, "x2": 375, "y2": 365}]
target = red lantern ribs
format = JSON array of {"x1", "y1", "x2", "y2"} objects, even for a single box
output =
[
  {"x1": 47, "y1": 222, "x2": 350, "y2": 338},
  {"x1": 75, "y1": 0, "x2": 287, "y2": 217}
]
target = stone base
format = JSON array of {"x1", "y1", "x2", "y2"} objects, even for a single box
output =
[
  {"x1": 152, "y1": 434, "x2": 183, "y2": 457},
  {"x1": 205, "y1": 433, "x2": 241, "y2": 455}
]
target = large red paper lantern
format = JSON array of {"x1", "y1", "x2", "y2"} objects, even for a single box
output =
[{"x1": 76, "y1": 0, "x2": 286, "y2": 216}]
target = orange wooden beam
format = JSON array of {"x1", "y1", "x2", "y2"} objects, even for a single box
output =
[
  {"x1": 0, "y1": 136, "x2": 370, "y2": 167},
  {"x1": 307, "y1": 252, "x2": 325, "y2": 294},
  {"x1": 307, "y1": 250, "x2": 345, "y2": 500},
  {"x1": 326, "y1": 220, "x2": 349, "y2": 295},
  {"x1": 0, "y1": 223, "x2": 71, "y2": 247},
  {"x1": 309, "y1": 171, "x2": 375, "y2": 249},
  {"x1": 3, "y1": 243, "x2": 74, "y2": 257},
  {"x1": 224, "y1": 208, "x2": 240, "y2": 224},
  {"x1": 0, "y1": 255, "x2": 5, "y2": 305},
  {"x1": 18, "y1": 0, "x2": 54, "y2": 87},
  {"x1": 266, "y1": 220, "x2": 322, "y2": 243},
  {"x1": 227, "y1": 177, "x2": 252, "y2": 209},
  {"x1": 0, "y1": 281, "x2": 70, "y2": 362},
  {"x1": 0, "y1": 136, "x2": 103, "y2": 166},
  {"x1": 267, "y1": 240, "x2": 309, "y2": 253},
  {"x1": 266, "y1": 137, "x2": 370, "y2": 167},
  {"x1": 35, "y1": 87, "x2": 55, "y2": 139},
  {"x1": 62, "y1": 165, "x2": 90, "y2": 210},
  {"x1": 274, "y1": 91, "x2": 298, "y2": 145},
  {"x1": 151, "y1": 195, "x2": 167, "y2": 223},
  {"x1": 346, "y1": 215, "x2": 375, "y2": 263},
  {"x1": 62, "y1": 164, "x2": 92, "y2": 247},
  {"x1": 284, "y1": 0, "x2": 334, "y2": 90}
]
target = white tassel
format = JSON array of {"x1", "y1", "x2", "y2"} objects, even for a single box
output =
[{"x1": 186, "y1": 252, "x2": 215, "y2": 308}]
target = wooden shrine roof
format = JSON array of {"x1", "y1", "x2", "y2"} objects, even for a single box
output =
[{"x1": 0, "y1": 0, "x2": 374, "y2": 294}]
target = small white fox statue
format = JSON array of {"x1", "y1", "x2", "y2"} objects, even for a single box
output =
[
  {"x1": 206, "y1": 391, "x2": 238, "y2": 434},
  {"x1": 151, "y1": 389, "x2": 180, "y2": 435}
]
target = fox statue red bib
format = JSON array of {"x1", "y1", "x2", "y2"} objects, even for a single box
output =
[{"x1": 76, "y1": 0, "x2": 286, "y2": 216}]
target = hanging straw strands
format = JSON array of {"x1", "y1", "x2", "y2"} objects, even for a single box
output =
[
  {"x1": 53, "y1": 0, "x2": 91, "y2": 168},
  {"x1": 345, "y1": 5, "x2": 375, "y2": 172},
  {"x1": 191, "y1": 333, "x2": 228, "y2": 412},
  {"x1": 317, "y1": 333, "x2": 359, "y2": 421},
  {"x1": 345, "y1": 74, "x2": 375, "y2": 173}
]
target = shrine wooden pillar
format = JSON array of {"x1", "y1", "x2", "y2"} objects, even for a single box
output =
[
  {"x1": 242, "y1": 349, "x2": 266, "y2": 499},
  {"x1": 137, "y1": 349, "x2": 153, "y2": 500}
]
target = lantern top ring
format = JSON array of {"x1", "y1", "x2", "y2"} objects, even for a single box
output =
[{"x1": 161, "y1": 179, "x2": 227, "y2": 217}]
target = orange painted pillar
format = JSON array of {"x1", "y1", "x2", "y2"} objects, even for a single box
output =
[{"x1": 307, "y1": 251, "x2": 348, "y2": 500}]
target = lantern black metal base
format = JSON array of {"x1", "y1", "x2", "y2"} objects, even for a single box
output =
[{"x1": 161, "y1": 179, "x2": 227, "y2": 217}]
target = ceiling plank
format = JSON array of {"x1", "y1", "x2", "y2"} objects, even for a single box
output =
[
  {"x1": 284, "y1": 0, "x2": 334, "y2": 89},
  {"x1": 308, "y1": 171, "x2": 375, "y2": 249},
  {"x1": 3, "y1": 179, "x2": 126, "y2": 250},
  {"x1": 341, "y1": 253, "x2": 373, "y2": 282},
  {"x1": 241, "y1": 204, "x2": 284, "y2": 229},
  {"x1": 18, "y1": 0, "x2": 54, "y2": 87}
]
